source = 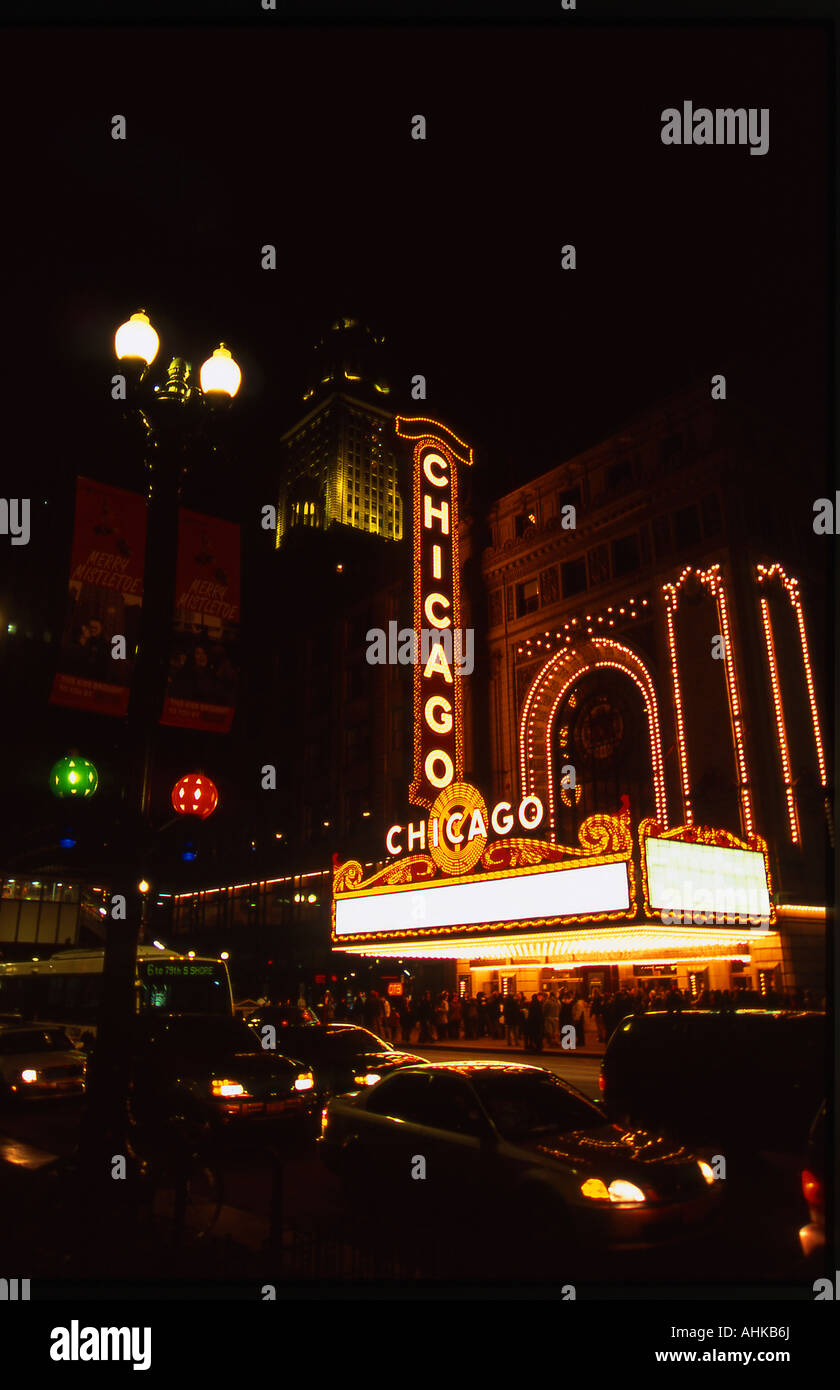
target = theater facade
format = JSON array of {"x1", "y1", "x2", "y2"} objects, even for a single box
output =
[{"x1": 332, "y1": 398, "x2": 829, "y2": 999}]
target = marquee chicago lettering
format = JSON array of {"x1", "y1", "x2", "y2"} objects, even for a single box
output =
[{"x1": 386, "y1": 795, "x2": 545, "y2": 857}]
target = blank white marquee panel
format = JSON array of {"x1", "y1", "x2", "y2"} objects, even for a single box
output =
[
  {"x1": 645, "y1": 837, "x2": 771, "y2": 923},
  {"x1": 334, "y1": 859, "x2": 631, "y2": 937}
]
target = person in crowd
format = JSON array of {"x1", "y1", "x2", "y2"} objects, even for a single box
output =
[
  {"x1": 363, "y1": 988, "x2": 385, "y2": 1034},
  {"x1": 525, "y1": 994, "x2": 544, "y2": 1053},
  {"x1": 589, "y1": 988, "x2": 606, "y2": 1042},
  {"x1": 380, "y1": 992, "x2": 392, "y2": 1042},
  {"x1": 476, "y1": 993, "x2": 489, "y2": 1038},
  {"x1": 503, "y1": 991, "x2": 521, "y2": 1047},
  {"x1": 544, "y1": 990, "x2": 560, "y2": 1047},
  {"x1": 448, "y1": 992, "x2": 462, "y2": 1040},
  {"x1": 435, "y1": 991, "x2": 449, "y2": 1039},
  {"x1": 418, "y1": 990, "x2": 436, "y2": 1043},
  {"x1": 571, "y1": 992, "x2": 585, "y2": 1049}
]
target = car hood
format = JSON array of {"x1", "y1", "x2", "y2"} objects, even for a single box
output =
[
  {"x1": 353, "y1": 1051, "x2": 424, "y2": 1070},
  {"x1": 171, "y1": 1051, "x2": 306, "y2": 1079},
  {"x1": 513, "y1": 1125, "x2": 708, "y2": 1194},
  {"x1": 3, "y1": 1050, "x2": 84, "y2": 1071}
]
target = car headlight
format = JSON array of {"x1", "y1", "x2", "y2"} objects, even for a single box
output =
[
  {"x1": 20, "y1": 1069, "x2": 38, "y2": 1084},
  {"x1": 353, "y1": 1072, "x2": 381, "y2": 1086},
  {"x1": 294, "y1": 1072, "x2": 314, "y2": 1091},
  {"x1": 580, "y1": 1177, "x2": 647, "y2": 1204},
  {"x1": 697, "y1": 1160, "x2": 716, "y2": 1185},
  {"x1": 211, "y1": 1079, "x2": 249, "y2": 1098}
]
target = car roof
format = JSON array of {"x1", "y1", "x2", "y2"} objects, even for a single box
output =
[
  {"x1": 625, "y1": 1009, "x2": 824, "y2": 1022},
  {"x1": 378, "y1": 1061, "x2": 557, "y2": 1077},
  {"x1": 0, "y1": 1021, "x2": 73, "y2": 1033}
]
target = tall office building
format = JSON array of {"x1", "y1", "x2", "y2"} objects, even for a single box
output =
[{"x1": 275, "y1": 317, "x2": 405, "y2": 545}]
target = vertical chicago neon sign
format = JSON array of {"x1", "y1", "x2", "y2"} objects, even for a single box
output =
[{"x1": 395, "y1": 417, "x2": 474, "y2": 810}]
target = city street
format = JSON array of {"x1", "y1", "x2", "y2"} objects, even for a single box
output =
[{"x1": 0, "y1": 1048, "x2": 815, "y2": 1289}]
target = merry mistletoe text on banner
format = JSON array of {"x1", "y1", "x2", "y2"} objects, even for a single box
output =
[
  {"x1": 50, "y1": 477, "x2": 147, "y2": 717},
  {"x1": 160, "y1": 509, "x2": 241, "y2": 733}
]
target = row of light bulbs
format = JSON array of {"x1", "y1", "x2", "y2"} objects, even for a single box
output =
[{"x1": 517, "y1": 598, "x2": 650, "y2": 655}]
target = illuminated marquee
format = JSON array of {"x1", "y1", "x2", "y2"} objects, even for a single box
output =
[
  {"x1": 395, "y1": 416, "x2": 473, "y2": 809},
  {"x1": 333, "y1": 806, "x2": 636, "y2": 942},
  {"x1": 639, "y1": 819, "x2": 774, "y2": 928},
  {"x1": 331, "y1": 418, "x2": 776, "y2": 964}
]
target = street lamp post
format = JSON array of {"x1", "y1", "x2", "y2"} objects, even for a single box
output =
[{"x1": 79, "y1": 310, "x2": 241, "y2": 1178}]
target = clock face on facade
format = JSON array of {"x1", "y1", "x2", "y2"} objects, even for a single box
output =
[{"x1": 575, "y1": 696, "x2": 625, "y2": 762}]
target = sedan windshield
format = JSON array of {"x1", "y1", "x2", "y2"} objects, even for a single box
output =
[
  {"x1": 470, "y1": 1071, "x2": 605, "y2": 1141},
  {"x1": 145, "y1": 1018, "x2": 263, "y2": 1059},
  {"x1": 323, "y1": 1027, "x2": 388, "y2": 1054}
]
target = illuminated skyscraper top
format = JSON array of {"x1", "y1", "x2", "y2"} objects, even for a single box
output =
[{"x1": 276, "y1": 317, "x2": 404, "y2": 545}]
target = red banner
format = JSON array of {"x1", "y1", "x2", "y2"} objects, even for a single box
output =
[
  {"x1": 50, "y1": 478, "x2": 147, "y2": 717},
  {"x1": 160, "y1": 509, "x2": 241, "y2": 733}
]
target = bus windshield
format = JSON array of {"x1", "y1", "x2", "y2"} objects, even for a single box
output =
[{"x1": 137, "y1": 958, "x2": 232, "y2": 1015}]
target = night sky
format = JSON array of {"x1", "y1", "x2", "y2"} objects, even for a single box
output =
[{"x1": 1, "y1": 22, "x2": 830, "y2": 579}]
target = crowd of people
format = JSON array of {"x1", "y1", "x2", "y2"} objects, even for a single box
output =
[{"x1": 314, "y1": 980, "x2": 823, "y2": 1051}]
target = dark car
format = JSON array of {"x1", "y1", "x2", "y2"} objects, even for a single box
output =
[
  {"x1": 237, "y1": 1001, "x2": 321, "y2": 1029},
  {"x1": 319, "y1": 1062, "x2": 720, "y2": 1272},
  {"x1": 799, "y1": 1101, "x2": 826, "y2": 1263},
  {"x1": 0, "y1": 1024, "x2": 86, "y2": 1103},
  {"x1": 599, "y1": 1010, "x2": 825, "y2": 1154},
  {"x1": 127, "y1": 1013, "x2": 318, "y2": 1140},
  {"x1": 248, "y1": 1020, "x2": 425, "y2": 1099}
]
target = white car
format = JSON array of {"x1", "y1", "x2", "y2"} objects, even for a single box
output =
[{"x1": 0, "y1": 1024, "x2": 86, "y2": 1101}]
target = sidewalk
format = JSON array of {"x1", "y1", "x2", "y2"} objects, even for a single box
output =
[{"x1": 400, "y1": 1032, "x2": 607, "y2": 1058}]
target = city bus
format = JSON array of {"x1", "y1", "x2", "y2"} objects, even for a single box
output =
[{"x1": 0, "y1": 945, "x2": 234, "y2": 1043}]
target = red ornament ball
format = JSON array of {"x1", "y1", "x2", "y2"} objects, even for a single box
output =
[{"x1": 171, "y1": 773, "x2": 219, "y2": 820}]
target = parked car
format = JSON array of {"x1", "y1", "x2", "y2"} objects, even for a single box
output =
[
  {"x1": 246, "y1": 1020, "x2": 425, "y2": 1100},
  {"x1": 799, "y1": 1101, "x2": 826, "y2": 1262},
  {"x1": 127, "y1": 1013, "x2": 318, "y2": 1142},
  {"x1": 0, "y1": 1024, "x2": 86, "y2": 1102},
  {"x1": 319, "y1": 1062, "x2": 720, "y2": 1271},
  {"x1": 599, "y1": 1010, "x2": 825, "y2": 1154}
]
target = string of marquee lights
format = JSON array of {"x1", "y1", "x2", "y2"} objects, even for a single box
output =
[
  {"x1": 755, "y1": 563, "x2": 829, "y2": 836},
  {"x1": 334, "y1": 922, "x2": 770, "y2": 962},
  {"x1": 758, "y1": 595, "x2": 800, "y2": 844},
  {"x1": 637, "y1": 817, "x2": 775, "y2": 926},
  {"x1": 518, "y1": 639, "x2": 668, "y2": 837},
  {"x1": 661, "y1": 564, "x2": 754, "y2": 838},
  {"x1": 515, "y1": 595, "x2": 651, "y2": 661},
  {"x1": 663, "y1": 591, "x2": 692, "y2": 825}
]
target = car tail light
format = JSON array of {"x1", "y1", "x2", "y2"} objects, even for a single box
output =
[
  {"x1": 598, "y1": 1072, "x2": 605, "y2": 1093},
  {"x1": 802, "y1": 1169, "x2": 823, "y2": 1210}
]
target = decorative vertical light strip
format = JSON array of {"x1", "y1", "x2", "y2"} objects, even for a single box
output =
[
  {"x1": 759, "y1": 594, "x2": 800, "y2": 843},
  {"x1": 665, "y1": 564, "x2": 754, "y2": 839},
  {"x1": 663, "y1": 582, "x2": 692, "y2": 824},
  {"x1": 709, "y1": 568, "x2": 754, "y2": 837},
  {"x1": 756, "y1": 562, "x2": 830, "y2": 844}
]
